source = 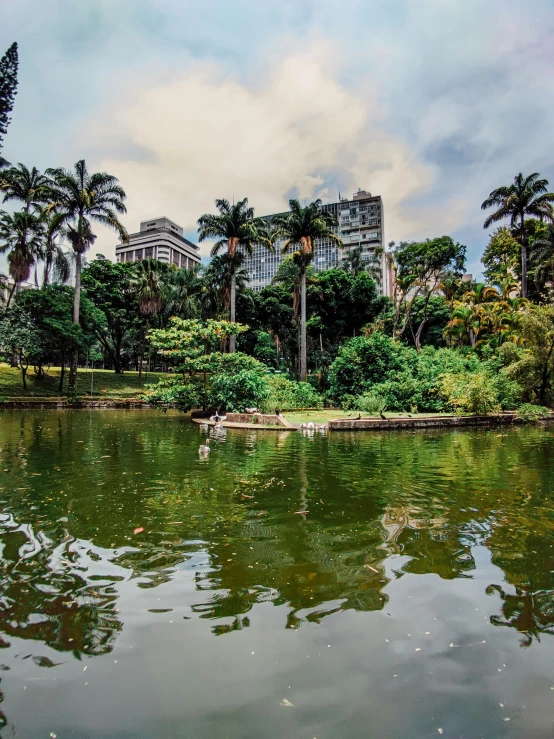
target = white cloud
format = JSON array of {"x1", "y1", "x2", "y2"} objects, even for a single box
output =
[{"x1": 83, "y1": 43, "x2": 452, "y2": 259}]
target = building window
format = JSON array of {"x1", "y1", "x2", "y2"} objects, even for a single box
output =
[
  {"x1": 172, "y1": 250, "x2": 179, "y2": 266},
  {"x1": 135, "y1": 248, "x2": 144, "y2": 260},
  {"x1": 145, "y1": 247, "x2": 153, "y2": 258}
]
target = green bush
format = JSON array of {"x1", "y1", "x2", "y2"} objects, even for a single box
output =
[
  {"x1": 262, "y1": 375, "x2": 323, "y2": 411},
  {"x1": 143, "y1": 376, "x2": 205, "y2": 411},
  {"x1": 515, "y1": 403, "x2": 551, "y2": 421},
  {"x1": 490, "y1": 371, "x2": 522, "y2": 410},
  {"x1": 209, "y1": 370, "x2": 271, "y2": 412},
  {"x1": 355, "y1": 392, "x2": 388, "y2": 414},
  {"x1": 440, "y1": 371, "x2": 499, "y2": 414},
  {"x1": 329, "y1": 333, "x2": 413, "y2": 401}
]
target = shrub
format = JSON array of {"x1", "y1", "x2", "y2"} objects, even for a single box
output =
[
  {"x1": 209, "y1": 370, "x2": 271, "y2": 412},
  {"x1": 515, "y1": 403, "x2": 551, "y2": 421},
  {"x1": 491, "y1": 371, "x2": 522, "y2": 410},
  {"x1": 262, "y1": 375, "x2": 323, "y2": 411},
  {"x1": 439, "y1": 371, "x2": 499, "y2": 414},
  {"x1": 355, "y1": 392, "x2": 387, "y2": 414},
  {"x1": 329, "y1": 333, "x2": 416, "y2": 401},
  {"x1": 143, "y1": 376, "x2": 205, "y2": 411}
]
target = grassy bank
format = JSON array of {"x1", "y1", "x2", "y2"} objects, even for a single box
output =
[
  {"x1": 0, "y1": 364, "x2": 164, "y2": 398},
  {"x1": 282, "y1": 409, "x2": 453, "y2": 424}
]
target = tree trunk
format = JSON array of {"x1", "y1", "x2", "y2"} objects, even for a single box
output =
[
  {"x1": 59, "y1": 354, "x2": 65, "y2": 393},
  {"x1": 68, "y1": 252, "x2": 82, "y2": 395},
  {"x1": 43, "y1": 254, "x2": 51, "y2": 288},
  {"x1": 414, "y1": 319, "x2": 427, "y2": 352},
  {"x1": 20, "y1": 360, "x2": 27, "y2": 390},
  {"x1": 72, "y1": 252, "x2": 82, "y2": 323},
  {"x1": 229, "y1": 269, "x2": 236, "y2": 353},
  {"x1": 300, "y1": 268, "x2": 307, "y2": 382},
  {"x1": 521, "y1": 213, "x2": 528, "y2": 298},
  {"x1": 5, "y1": 281, "x2": 17, "y2": 311}
]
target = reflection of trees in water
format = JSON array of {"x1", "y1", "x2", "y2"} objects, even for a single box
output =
[
  {"x1": 487, "y1": 584, "x2": 554, "y2": 647},
  {"x1": 2, "y1": 413, "x2": 554, "y2": 648},
  {"x1": 0, "y1": 513, "x2": 123, "y2": 658}
]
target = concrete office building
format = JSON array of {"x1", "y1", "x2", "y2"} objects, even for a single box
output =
[
  {"x1": 115, "y1": 217, "x2": 200, "y2": 269},
  {"x1": 242, "y1": 191, "x2": 386, "y2": 294}
]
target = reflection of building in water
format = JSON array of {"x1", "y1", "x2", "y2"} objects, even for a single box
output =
[{"x1": 381, "y1": 506, "x2": 447, "y2": 552}]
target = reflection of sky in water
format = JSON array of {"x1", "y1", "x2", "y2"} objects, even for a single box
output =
[{"x1": 0, "y1": 410, "x2": 553, "y2": 738}]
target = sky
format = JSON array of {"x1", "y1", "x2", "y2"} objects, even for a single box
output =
[{"x1": 2, "y1": 0, "x2": 554, "y2": 277}]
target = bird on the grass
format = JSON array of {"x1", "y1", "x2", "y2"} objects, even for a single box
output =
[
  {"x1": 356, "y1": 413, "x2": 361, "y2": 420},
  {"x1": 198, "y1": 439, "x2": 211, "y2": 456},
  {"x1": 379, "y1": 412, "x2": 387, "y2": 420}
]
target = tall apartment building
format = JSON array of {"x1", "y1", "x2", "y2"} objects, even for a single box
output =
[
  {"x1": 242, "y1": 191, "x2": 386, "y2": 293},
  {"x1": 115, "y1": 217, "x2": 201, "y2": 269}
]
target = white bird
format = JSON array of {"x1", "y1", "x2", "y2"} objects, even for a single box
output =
[
  {"x1": 245, "y1": 407, "x2": 258, "y2": 414},
  {"x1": 199, "y1": 423, "x2": 209, "y2": 432},
  {"x1": 198, "y1": 439, "x2": 211, "y2": 456},
  {"x1": 307, "y1": 422, "x2": 315, "y2": 430}
]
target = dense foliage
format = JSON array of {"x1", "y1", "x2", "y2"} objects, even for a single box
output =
[{"x1": 0, "y1": 87, "x2": 553, "y2": 415}]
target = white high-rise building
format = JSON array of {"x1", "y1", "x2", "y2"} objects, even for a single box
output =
[
  {"x1": 115, "y1": 217, "x2": 201, "y2": 269},
  {"x1": 242, "y1": 191, "x2": 387, "y2": 294}
]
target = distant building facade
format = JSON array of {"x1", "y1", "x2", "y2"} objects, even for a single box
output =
[
  {"x1": 242, "y1": 191, "x2": 386, "y2": 294},
  {"x1": 115, "y1": 217, "x2": 200, "y2": 269}
]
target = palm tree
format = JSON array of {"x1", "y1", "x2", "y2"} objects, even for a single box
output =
[
  {"x1": 197, "y1": 198, "x2": 268, "y2": 352},
  {"x1": 482, "y1": 173, "x2": 554, "y2": 298},
  {"x1": 45, "y1": 160, "x2": 128, "y2": 392},
  {"x1": 530, "y1": 223, "x2": 554, "y2": 300},
  {"x1": 40, "y1": 211, "x2": 69, "y2": 287},
  {"x1": 164, "y1": 265, "x2": 203, "y2": 321},
  {"x1": 201, "y1": 254, "x2": 249, "y2": 321},
  {"x1": 0, "y1": 163, "x2": 51, "y2": 214},
  {"x1": 129, "y1": 259, "x2": 168, "y2": 382},
  {"x1": 0, "y1": 210, "x2": 44, "y2": 308},
  {"x1": 272, "y1": 199, "x2": 341, "y2": 381}
]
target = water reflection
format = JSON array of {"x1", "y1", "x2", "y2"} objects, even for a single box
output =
[{"x1": 0, "y1": 411, "x2": 554, "y2": 736}]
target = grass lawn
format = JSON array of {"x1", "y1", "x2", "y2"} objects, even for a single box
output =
[
  {"x1": 283, "y1": 409, "x2": 453, "y2": 424},
  {"x1": 0, "y1": 364, "x2": 165, "y2": 398}
]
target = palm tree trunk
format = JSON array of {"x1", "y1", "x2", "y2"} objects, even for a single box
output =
[
  {"x1": 300, "y1": 267, "x2": 307, "y2": 382},
  {"x1": 229, "y1": 269, "x2": 236, "y2": 353},
  {"x1": 5, "y1": 281, "x2": 17, "y2": 310},
  {"x1": 43, "y1": 253, "x2": 52, "y2": 288},
  {"x1": 521, "y1": 213, "x2": 528, "y2": 298},
  {"x1": 68, "y1": 252, "x2": 82, "y2": 394},
  {"x1": 72, "y1": 252, "x2": 82, "y2": 323}
]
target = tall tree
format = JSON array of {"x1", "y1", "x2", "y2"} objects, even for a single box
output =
[
  {"x1": 129, "y1": 258, "x2": 168, "y2": 382},
  {"x1": 482, "y1": 173, "x2": 554, "y2": 298},
  {"x1": 0, "y1": 210, "x2": 44, "y2": 308},
  {"x1": 272, "y1": 199, "x2": 341, "y2": 380},
  {"x1": 0, "y1": 43, "x2": 18, "y2": 169},
  {"x1": 391, "y1": 236, "x2": 466, "y2": 351},
  {"x1": 197, "y1": 198, "x2": 268, "y2": 352},
  {"x1": 0, "y1": 163, "x2": 51, "y2": 213},
  {"x1": 164, "y1": 265, "x2": 203, "y2": 321},
  {"x1": 80, "y1": 257, "x2": 136, "y2": 373},
  {"x1": 45, "y1": 160, "x2": 128, "y2": 392},
  {"x1": 41, "y1": 211, "x2": 69, "y2": 287}
]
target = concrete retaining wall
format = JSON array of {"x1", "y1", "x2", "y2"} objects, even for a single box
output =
[{"x1": 328, "y1": 413, "x2": 553, "y2": 431}]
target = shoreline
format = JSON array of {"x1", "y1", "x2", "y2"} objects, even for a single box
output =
[{"x1": 1, "y1": 401, "x2": 552, "y2": 431}]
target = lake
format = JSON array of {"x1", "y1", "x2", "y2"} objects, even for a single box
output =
[{"x1": 0, "y1": 410, "x2": 553, "y2": 738}]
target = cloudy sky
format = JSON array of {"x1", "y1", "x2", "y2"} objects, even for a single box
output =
[{"x1": 2, "y1": 0, "x2": 554, "y2": 276}]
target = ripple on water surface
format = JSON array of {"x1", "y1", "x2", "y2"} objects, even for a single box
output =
[{"x1": 0, "y1": 410, "x2": 553, "y2": 738}]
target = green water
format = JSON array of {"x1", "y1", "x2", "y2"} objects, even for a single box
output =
[{"x1": 0, "y1": 411, "x2": 554, "y2": 738}]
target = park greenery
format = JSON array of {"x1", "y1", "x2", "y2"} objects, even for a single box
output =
[{"x1": 1, "y1": 40, "x2": 554, "y2": 415}]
